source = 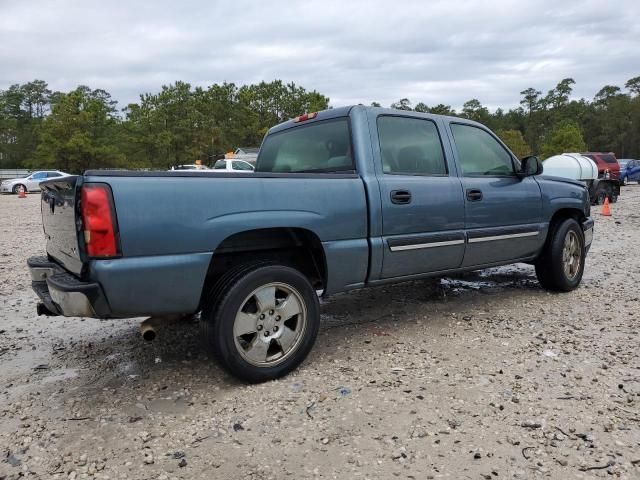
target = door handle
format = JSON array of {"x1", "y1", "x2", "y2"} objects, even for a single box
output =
[
  {"x1": 391, "y1": 190, "x2": 412, "y2": 204},
  {"x1": 466, "y1": 189, "x2": 483, "y2": 201}
]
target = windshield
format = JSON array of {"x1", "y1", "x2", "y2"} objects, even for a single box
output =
[{"x1": 257, "y1": 119, "x2": 354, "y2": 173}]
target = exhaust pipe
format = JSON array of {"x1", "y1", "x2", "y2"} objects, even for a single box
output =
[
  {"x1": 139, "y1": 314, "x2": 191, "y2": 342},
  {"x1": 140, "y1": 322, "x2": 156, "y2": 341}
]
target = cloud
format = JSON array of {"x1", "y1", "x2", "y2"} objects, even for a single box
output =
[{"x1": 1, "y1": 0, "x2": 639, "y2": 111}]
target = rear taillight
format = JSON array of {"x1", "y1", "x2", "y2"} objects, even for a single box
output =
[{"x1": 80, "y1": 184, "x2": 120, "y2": 258}]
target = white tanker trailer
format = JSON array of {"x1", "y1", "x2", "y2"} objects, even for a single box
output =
[{"x1": 542, "y1": 153, "x2": 619, "y2": 204}]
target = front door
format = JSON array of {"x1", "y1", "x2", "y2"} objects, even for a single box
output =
[
  {"x1": 447, "y1": 122, "x2": 544, "y2": 267},
  {"x1": 377, "y1": 115, "x2": 466, "y2": 278}
]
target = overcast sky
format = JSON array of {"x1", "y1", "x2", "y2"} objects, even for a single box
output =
[{"x1": 1, "y1": 0, "x2": 639, "y2": 111}]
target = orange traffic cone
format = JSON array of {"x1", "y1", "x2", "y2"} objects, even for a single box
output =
[
  {"x1": 18, "y1": 186, "x2": 26, "y2": 198},
  {"x1": 600, "y1": 196, "x2": 611, "y2": 216}
]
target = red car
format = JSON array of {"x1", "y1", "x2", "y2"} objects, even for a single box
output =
[{"x1": 581, "y1": 152, "x2": 620, "y2": 180}]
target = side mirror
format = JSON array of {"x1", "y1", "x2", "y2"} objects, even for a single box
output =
[{"x1": 520, "y1": 156, "x2": 543, "y2": 177}]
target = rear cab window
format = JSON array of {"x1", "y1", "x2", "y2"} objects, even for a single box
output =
[
  {"x1": 599, "y1": 154, "x2": 618, "y2": 165},
  {"x1": 450, "y1": 123, "x2": 516, "y2": 176},
  {"x1": 257, "y1": 119, "x2": 354, "y2": 173}
]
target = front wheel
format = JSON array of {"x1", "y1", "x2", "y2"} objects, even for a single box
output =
[
  {"x1": 12, "y1": 184, "x2": 26, "y2": 194},
  {"x1": 202, "y1": 263, "x2": 320, "y2": 383},
  {"x1": 535, "y1": 218, "x2": 585, "y2": 292},
  {"x1": 620, "y1": 176, "x2": 627, "y2": 186}
]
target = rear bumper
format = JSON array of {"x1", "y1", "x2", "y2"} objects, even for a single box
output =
[
  {"x1": 27, "y1": 256, "x2": 111, "y2": 317},
  {"x1": 582, "y1": 217, "x2": 594, "y2": 253}
]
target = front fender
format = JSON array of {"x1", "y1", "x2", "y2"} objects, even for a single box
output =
[{"x1": 536, "y1": 176, "x2": 589, "y2": 220}]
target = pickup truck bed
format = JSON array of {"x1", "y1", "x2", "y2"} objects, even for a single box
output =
[{"x1": 30, "y1": 105, "x2": 594, "y2": 382}]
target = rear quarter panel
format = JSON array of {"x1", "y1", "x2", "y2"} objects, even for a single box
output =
[{"x1": 84, "y1": 173, "x2": 369, "y2": 315}]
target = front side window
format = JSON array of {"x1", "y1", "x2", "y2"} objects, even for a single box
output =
[
  {"x1": 213, "y1": 160, "x2": 227, "y2": 170},
  {"x1": 257, "y1": 119, "x2": 353, "y2": 173},
  {"x1": 451, "y1": 124, "x2": 514, "y2": 176},
  {"x1": 32, "y1": 172, "x2": 47, "y2": 180},
  {"x1": 377, "y1": 116, "x2": 446, "y2": 175}
]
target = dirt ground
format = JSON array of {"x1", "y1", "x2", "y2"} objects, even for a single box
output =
[{"x1": 0, "y1": 187, "x2": 639, "y2": 480}]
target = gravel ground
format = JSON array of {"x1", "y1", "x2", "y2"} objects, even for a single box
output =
[{"x1": 0, "y1": 187, "x2": 639, "y2": 480}]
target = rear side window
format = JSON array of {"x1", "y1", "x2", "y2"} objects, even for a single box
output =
[
  {"x1": 232, "y1": 161, "x2": 253, "y2": 171},
  {"x1": 377, "y1": 116, "x2": 447, "y2": 175},
  {"x1": 47, "y1": 172, "x2": 62, "y2": 178},
  {"x1": 451, "y1": 124, "x2": 514, "y2": 176},
  {"x1": 213, "y1": 160, "x2": 227, "y2": 170},
  {"x1": 257, "y1": 119, "x2": 353, "y2": 173}
]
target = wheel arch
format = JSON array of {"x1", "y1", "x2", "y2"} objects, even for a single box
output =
[
  {"x1": 199, "y1": 227, "x2": 327, "y2": 309},
  {"x1": 540, "y1": 207, "x2": 586, "y2": 256}
]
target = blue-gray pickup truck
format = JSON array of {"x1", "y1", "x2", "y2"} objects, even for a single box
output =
[{"x1": 29, "y1": 106, "x2": 594, "y2": 382}]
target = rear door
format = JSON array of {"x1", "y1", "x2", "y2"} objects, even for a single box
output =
[
  {"x1": 447, "y1": 122, "x2": 543, "y2": 267},
  {"x1": 376, "y1": 114, "x2": 466, "y2": 278}
]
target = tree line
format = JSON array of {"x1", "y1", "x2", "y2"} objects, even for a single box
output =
[
  {"x1": 0, "y1": 80, "x2": 329, "y2": 172},
  {"x1": 1, "y1": 76, "x2": 639, "y2": 173},
  {"x1": 384, "y1": 76, "x2": 640, "y2": 160}
]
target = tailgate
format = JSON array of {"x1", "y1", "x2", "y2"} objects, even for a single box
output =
[{"x1": 40, "y1": 176, "x2": 83, "y2": 275}]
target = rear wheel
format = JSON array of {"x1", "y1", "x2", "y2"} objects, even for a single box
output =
[
  {"x1": 535, "y1": 218, "x2": 585, "y2": 292},
  {"x1": 620, "y1": 176, "x2": 627, "y2": 186},
  {"x1": 202, "y1": 263, "x2": 320, "y2": 382}
]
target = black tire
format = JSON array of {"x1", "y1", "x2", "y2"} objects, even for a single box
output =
[
  {"x1": 12, "y1": 184, "x2": 26, "y2": 194},
  {"x1": 594, "y1": 183, "x2": 613, "y2": 205},
  {"x1": 202, "y1": 263, "x2": 320, "y2": 383},
  {"x1": 620, "y1": 176, "x2": 627, "y2": 186},
  {"x1": 535, "y1": 218, "x2": 585, "y2": 292}
]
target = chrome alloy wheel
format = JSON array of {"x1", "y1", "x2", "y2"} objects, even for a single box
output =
[
  {"x1": 233, "y1": 282, "x2": 307, "y2": 366},
  {"x1": 562, "y1": 230, "x2": 581, "y2": 280}
]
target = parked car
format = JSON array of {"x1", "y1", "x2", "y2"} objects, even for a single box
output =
[
  {"x1": 168, "y1": 164, "x2": 210, "y2": 172},
  {"x1": 28, "y1": 106, "x2": 593, "y2": 383},
  {"x1": 233, "y1": 147, "x2": 259, "y2": 165},
  {"x1": 619, "y1": 159, "x2": 640, "y2": 185},
  {"x1": 1, "y1": 170, "x2": 69, "y2": 194},
  {"x1": 581, "y1": 152, "x2": 620, "y2": 180},
  {"x1": 213, "y1": 159, "x2": 255, "y2": 173}
]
